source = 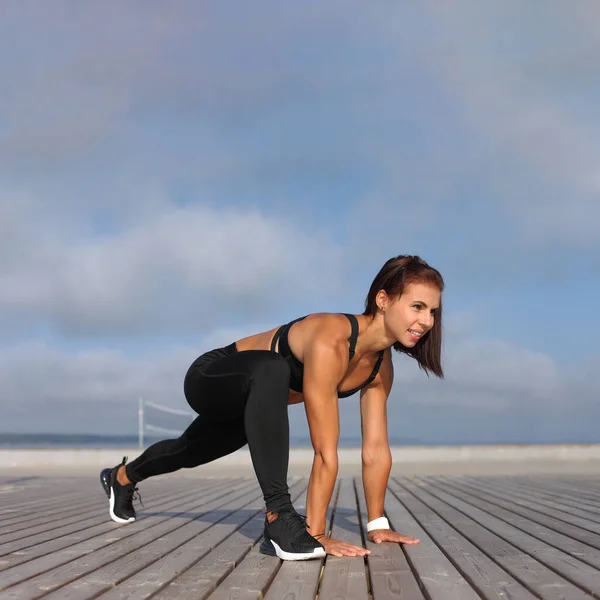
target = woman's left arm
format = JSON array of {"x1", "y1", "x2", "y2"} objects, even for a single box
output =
[
  {"x1": 360, "y1": 351, "x2": 393, "y2": 522},
  {"x1": 360, "y1": 351, "x2": 420, "y2": 545}
]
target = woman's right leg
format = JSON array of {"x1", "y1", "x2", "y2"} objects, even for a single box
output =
[
  {"x1": 104, "y1": 345, "x2": 293, "y2": 521},
  {"x1": 125, "y1": 414, "x2": 247, "y2": 483},
  {"x1": 102, "y1": 345, "x2": 248, "y2": 523},
  {"x1": 129, "y1": 348, "x2": 298, "y2": 515}
]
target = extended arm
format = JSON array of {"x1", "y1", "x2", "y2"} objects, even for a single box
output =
[
  {"x1": 302, "y1": 339, "x2": 344, "y2": 538},
  {"x1": 360, "y1": 351, "x2": 420, "y2": 545},
  {"x1": 302, "y1": 330, "x2": 370, "y2": 557},
  {"x1": 360, "y1": 350, "x2": 393, "y2": 522}
]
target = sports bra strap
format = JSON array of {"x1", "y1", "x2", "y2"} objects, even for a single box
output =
[
  {"x1": 271, "y1": 316, "x2": 307, "y2": 353},
  {"x1": 342, "y1": 313, "x2": 359, "y2": 360},
  {"x1": 365, "y1": 351, "x2": 385, "y2": 385},
  {"x1": 273, "y1": 314, "x2": 359, "y2": 360},
  {"x1": 270, "y1": 326, "x2": 284, "y2": 352}
]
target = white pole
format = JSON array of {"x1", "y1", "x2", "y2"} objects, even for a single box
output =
[{"x1": 138, "y1": 397, "x2": 144, "y2": 449}]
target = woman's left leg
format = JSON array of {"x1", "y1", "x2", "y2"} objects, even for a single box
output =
[{"x1": 195, "y1": 350, "x2": 294, "y2": 513}]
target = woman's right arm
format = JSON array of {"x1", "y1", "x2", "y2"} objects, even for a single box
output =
[{"x1": 302, "y1": 334, "x2": 370, "y2": 558}]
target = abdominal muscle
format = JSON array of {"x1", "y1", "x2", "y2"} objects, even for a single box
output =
[{"x1": 234, "y1": 326, "x2": 305, "y2": 406}]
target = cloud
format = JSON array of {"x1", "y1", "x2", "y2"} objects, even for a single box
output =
[
  {"x1": 0, "y1": 202, "x2": 343, "y2": 335},
  {"x1": 0, "y1": 1, "x2": 203, "y2": 168},
  {"x1": 393, "y1": 340, "x2": 561, "y2": 409},
  {"x1": 333, "y1": 333, "x2": 599, "y2": 445},
  {"x1": 417, "y1": 1, "x2": 600, "y2": 246},
  {"x1": 1, "y1": 329, "x2": 596, "y2": 443},
  {"x1": 0, "y1": 1, "x2": 598, "y2": 444},
  {"x1": 0, "y1": 325, "x2": 261, "y2": 435},
  {"x1": 5, "y1": 0, "x2": 597, "y2": 258}
]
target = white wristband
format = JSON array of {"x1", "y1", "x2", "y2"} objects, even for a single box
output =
[{"x1": 367, "y1": 516, "x2": 390, "y2": 532}]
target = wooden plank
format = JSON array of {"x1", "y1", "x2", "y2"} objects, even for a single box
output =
[
  {"x1": 474, "y1": 476, "x2": 600, "y2": 517},
  {"x1": 0, "y1": 492, "x2": 93, "y2": 521},
  {"x1": 417, "y1": 477, "x2": 600, "y2": 598},
  {"x1": 1, "y1": 479, "x2": 255, "y2": 599},
  {"x1": 262, "y1": 480, "x2": 333, "y2": 600},
  {"x1": 384, "y1": 480, "x2": 480, "y2": 600},
  {"x1": 152, "y1": 518, "x2": 266, "y2": 600},
  {"x1": 0, "y1": 477, "x2": 205, "y2": 524},
  {"x1": 318, "y1": 477, "x2": 369, "y2": 600},
  {"x1": 0, "y1": 495, "x2": 107, "y2": 530},
  {"x1": 0, "y1": 499, "x2": 109, "y2": 541},
  {"x1": 464, "y1": 476, "x2": 600, "y2": 526},
  {"x1": 150, "y1": 499, "x2": 269, "y2": 600},
  {"x1": 40, "y1": 480, "x2": 278, "y2": 600},
  {"x1": 0, "y1": 481, "x2": 228, "y2": 574},
  {"x1": 0, "y1": 483, "x2": 219, "y2": 571},
  {"x1": 393, "y1": 478, "x2": 541, "y2": 600},
  {"x1": 498, "y1": 477, "x2": 600, "y2": 514},
  {"x1": 436, "y1": 477, "x2": 600, "y2": 554},
  {"x1": 0, "y1": 477, "x2": 206, "y2": 536},
  {"x1": 0, "y1": 479, "x2": 251, "y2": 595},
  {"x1": 0, "y1": 480, "x2": 227, "y2": 560},
  {"x1": 262, "y1": 561, "x2": 321, "y2": 600},
  {"x1": 0, "y1": 477, "x2": 40, "y2": 485},
  {"x1": 526, "y1": 481, "x2": 600, "y2": 511},
  {"x1": 202, "y1": 482, "x2": 313, "y2": 600},
  {"x1": 355, "y1": 478, "x2": 425, "y2": 600},
  {"x1": 150, "y1": 479, "x2": 308, "y2": 600},
  {"x1": 0, "y1": 488, "x2": 91, "y2": 519},
  {"x1": 205, "y1": 548, "x2": 279, "y2": 600}
]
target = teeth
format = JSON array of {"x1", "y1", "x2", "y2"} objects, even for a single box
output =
[{"x1": 409, "y1": 330, "x2": 422, "y2": 337}]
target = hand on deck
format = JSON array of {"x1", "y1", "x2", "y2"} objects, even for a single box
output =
[
  {"x1": 319, "y1": 537, "x2": 371, "y2": 557},
  {"x1": 368, "y1": 528, "x2": 420, "y2": 545}
]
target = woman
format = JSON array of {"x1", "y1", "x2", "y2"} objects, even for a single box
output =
[{"x1": 101, "y1": 255, "x2": 444, "y2": 560}]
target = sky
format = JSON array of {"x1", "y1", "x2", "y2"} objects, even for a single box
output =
[{"x1": 1, "y1": 1, "x2": 599, "y2": 446}]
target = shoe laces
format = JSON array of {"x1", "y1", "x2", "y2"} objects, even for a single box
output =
[
  {"x1": 278, "y1": 509, "x2": 309, "y2": 537},
  {"x1": 128, "y1": 485, "x2": 144, "y2": 508},
  {"x1": 118, "y1": 456, "x2": 144, "y2": 508}
]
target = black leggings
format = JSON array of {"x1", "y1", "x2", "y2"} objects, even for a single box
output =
[{"x1": 125, "y1": 343, "x2": 293, "y2": 513}]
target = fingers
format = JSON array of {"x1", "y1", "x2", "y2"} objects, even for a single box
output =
[
  {"x1": 341, "y1": 544, "x2": 370, "y2": 557},
  {"x1": 330, "y1": 547, "x2": 370, "y2": 557},
  {"x1": 399, "y1": 536, "x2": 420, "y2": 544},
  {"x1": 371, "y1": 532, "x2": 420, "y2": 545},
  {"x1": 391, "y1": 533, "x2": 420, "y2": 544},
  {"x1": 322, "y1": 539, "x2": 371, "y2": 557}
]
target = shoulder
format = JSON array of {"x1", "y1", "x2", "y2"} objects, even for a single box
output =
[
  {"x1": 301, "y1": 312, "x2": 353, "y2": 336},
  {"x1": 296, "y1": 313, "x2": 353, "y2": 351},
  {"x1": 289, "y1": 313, "x2": 353, "y2": 372}
]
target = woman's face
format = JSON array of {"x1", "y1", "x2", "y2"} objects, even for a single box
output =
[{"x1": 380, "y1": 282, "x2": 441, "y2": 346}]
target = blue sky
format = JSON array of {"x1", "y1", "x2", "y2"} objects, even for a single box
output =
[{"x1": 1, "y1": 1, "x2": 599, "y2": 445}]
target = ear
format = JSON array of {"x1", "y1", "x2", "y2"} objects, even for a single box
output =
[{"x1": 375, "y1": 290, "x2": 390, "y2": 313}]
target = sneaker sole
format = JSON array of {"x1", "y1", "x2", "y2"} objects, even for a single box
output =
[
  {"x1": 109, "y1": 489, "x2": 135, "y2": 524},
  {"x1": 269, "y1": 539, "x2": 326, "y2": 561}
]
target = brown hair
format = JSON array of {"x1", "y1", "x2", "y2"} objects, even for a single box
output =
[{"x1": 363, "y1": 255, "x2": 445, "y2": 378}]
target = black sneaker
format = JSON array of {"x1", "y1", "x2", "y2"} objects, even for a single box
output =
[
  {"x1": 100, "y1": 456, "x2": 141, "y2": 524},
  {"x1": 260, "y1": 508, "x2": 326, "y2": 561}
]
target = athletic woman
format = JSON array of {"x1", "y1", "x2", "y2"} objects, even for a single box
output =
[{"x1": 100, "y1": 255, "x2": 444, "y2": 560}]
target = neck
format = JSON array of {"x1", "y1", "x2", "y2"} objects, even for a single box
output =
[{"x1": 355, "y1": 314, "x2": 395, "y2": 354}]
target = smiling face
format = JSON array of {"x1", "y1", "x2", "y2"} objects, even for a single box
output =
[{"x1": 377, "y1": 282, "x2": 441, "y2": 347}]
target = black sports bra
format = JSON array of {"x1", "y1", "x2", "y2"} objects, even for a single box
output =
[{"x1": 270, "y1": 313, "x2": 385, "y2": 398}]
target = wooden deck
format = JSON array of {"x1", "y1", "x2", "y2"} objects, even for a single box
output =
[{"x1": 1, "y1": 473, "x2": 600, "y2": 599}]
